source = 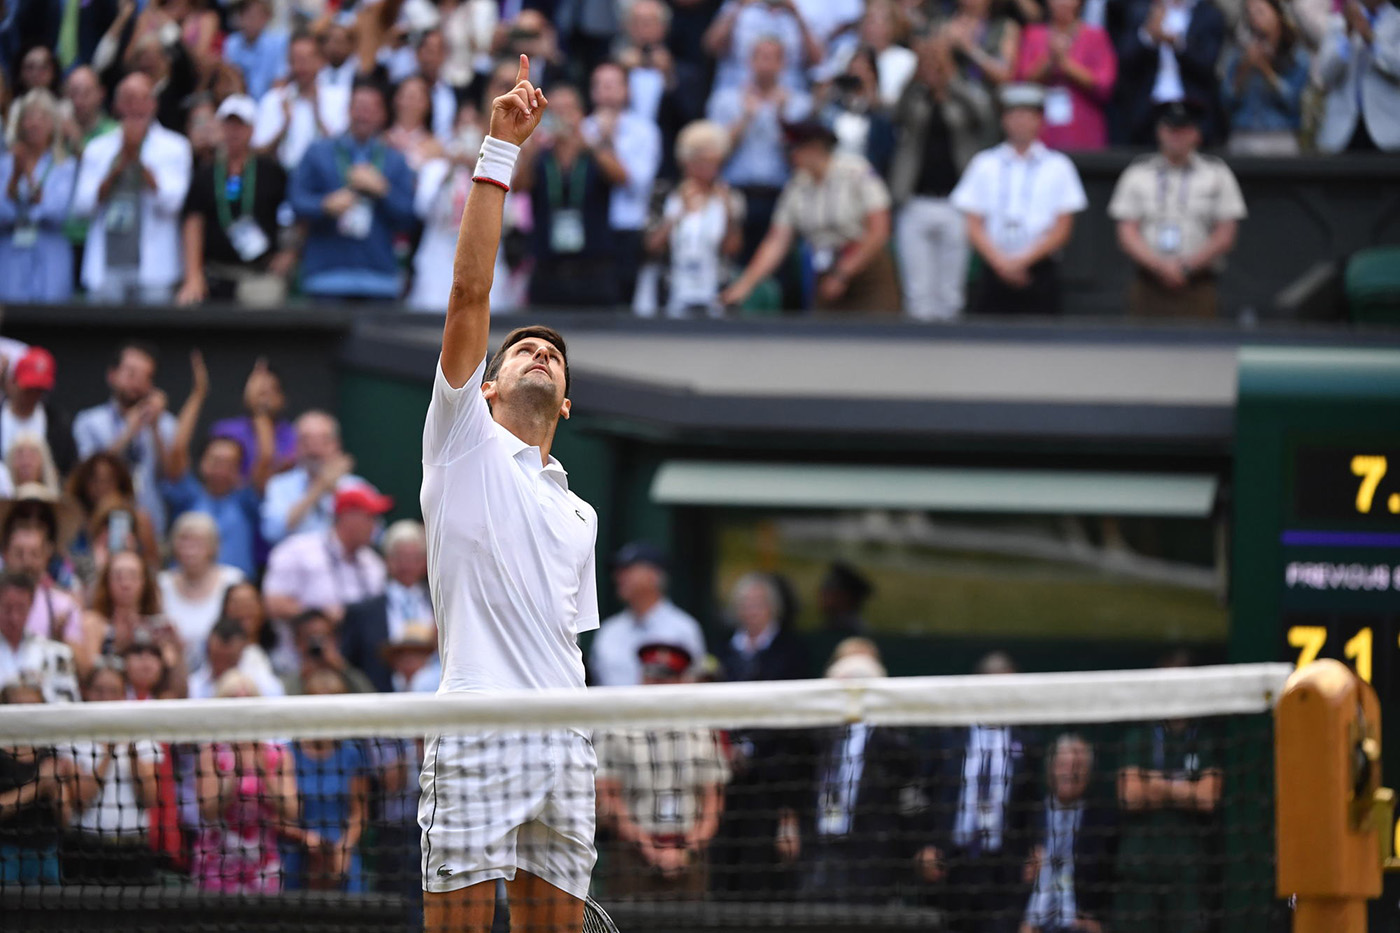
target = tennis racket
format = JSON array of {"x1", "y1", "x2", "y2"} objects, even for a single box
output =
[{"x1": 582, "y1": 896, "x2": 620, "y2": 933}]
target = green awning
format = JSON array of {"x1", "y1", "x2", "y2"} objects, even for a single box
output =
[{"x1": 650, "y1": 462, "x2": 1218, "y2": 517}]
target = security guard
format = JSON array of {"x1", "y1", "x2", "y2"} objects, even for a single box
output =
[
  {"x1": 1108, "y1": 98, "x2": 1247, "y2": 318},
  {"x1": 1113, "y1": 712, "x2": 1222, "y2": 933},
  {"x1": 950, "y1": 83, "x2": 1088, "y2": 316}
]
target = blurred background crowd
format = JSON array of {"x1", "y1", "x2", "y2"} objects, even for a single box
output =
[
  {"x1": 0, "y1": 0, "x2": 1393, "y2": 319},
  {"x1": 0, "y1": 329, "x2": 1228, "y2": 933}
]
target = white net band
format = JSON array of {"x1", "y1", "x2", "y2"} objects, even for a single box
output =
[{"x1": 0, "y1": 663, "x2": 1292, "y2": 744}]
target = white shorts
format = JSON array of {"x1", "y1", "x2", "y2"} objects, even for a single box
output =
[{"x1": 419, "y1": 729, "x2": 597, "y2": 899}]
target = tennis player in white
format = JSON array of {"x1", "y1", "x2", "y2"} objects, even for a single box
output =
[{"x1": 418, "y1": 56, "x2": 600, "y2": 933}]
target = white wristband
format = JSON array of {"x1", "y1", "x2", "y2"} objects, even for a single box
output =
[{"x1": 473, "y1": 136, "x2": 521, "y2": 191}]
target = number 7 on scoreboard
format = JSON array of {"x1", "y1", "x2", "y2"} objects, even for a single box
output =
[{"x1": 1287, "y1": 625, "x2": 1327, "y2": 669}]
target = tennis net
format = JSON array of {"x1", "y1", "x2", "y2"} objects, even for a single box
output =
[{"x1": 0, "y1": 663, "x2": 1289, "y2": 933}]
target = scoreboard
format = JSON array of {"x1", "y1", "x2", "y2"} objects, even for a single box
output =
[{"x1": 1231, "y1": 346, "x2": 1400, "y2": 914}]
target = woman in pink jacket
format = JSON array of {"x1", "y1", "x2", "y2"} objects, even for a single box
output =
[{"x1": 1013, "y1": 0, "x2": 1118, "y2": 150}]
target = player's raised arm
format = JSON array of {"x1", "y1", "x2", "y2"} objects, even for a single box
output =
[{"x1": 440, "y1": 54, "x2": 547, "y2": 388}]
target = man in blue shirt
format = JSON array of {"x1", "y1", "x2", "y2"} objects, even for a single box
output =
[
  {"x1": 288, "y1": 79, "x2": 416, "y2": 300},
  {"x1": 706, "y1": 38, "x2": 812, "y2": 261},
  {"x1": 160, "y1": 353, "x2": 274, "y2": 577},
  {"x1": 224, "y1": 0, "x2": 289, "y2": 100},
  {"x1": 72, "y1": 341, "x2": 178, "y2": 533},
  {"x1": 259, "y1": 410, "x2": 363, "y2": 546}
]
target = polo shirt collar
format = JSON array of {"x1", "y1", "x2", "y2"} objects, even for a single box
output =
[
  {"x1": 732, "y1": 621, "x2": 780, "y2": 655},
  {"x1": 998, "y1": 140, "x2": 1048, "y2": 163},
  {"x1": 1153, "y1": 151, "x2": 1202, "y2": 172},
  {"x1": 493, "y1": 422, "x2": 570, "y2": 491}
]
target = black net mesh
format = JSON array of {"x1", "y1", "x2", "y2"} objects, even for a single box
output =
[{"x1": 0, "y1": 688, "x2": 1281, "y2": 933}]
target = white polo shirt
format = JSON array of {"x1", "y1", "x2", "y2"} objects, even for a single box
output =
[
  {"x1": 421, "y1": 356, "x2": 599, "y2": 695},
  {"x1": 951, "y1": 141, "x2": 1087, "y2": 257}
]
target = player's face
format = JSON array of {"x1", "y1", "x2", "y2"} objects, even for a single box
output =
[{"x1": 484, "y1": 338, "x2": 570, "y2": 420}]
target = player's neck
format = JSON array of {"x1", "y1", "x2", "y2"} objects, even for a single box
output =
[{"x1": 494, "y1": 408, "x2": 559, "y2": 467}]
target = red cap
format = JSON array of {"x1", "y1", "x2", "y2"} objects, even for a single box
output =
[
  {"x1": 638, "y1": 642, "x2": 693, "y2": 676},
  {"x1": 13, "y1": 347, "x2": 55, "y2": 391},
  {"x1": 334, "y1": 483, "x2": 394, "y2": 516}
]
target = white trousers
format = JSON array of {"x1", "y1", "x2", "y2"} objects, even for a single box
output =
[{"x1": 895, "y1": 197, "x2": 968, "y2": 322}]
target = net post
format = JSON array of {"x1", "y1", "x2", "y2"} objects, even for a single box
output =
[{"x1": 1275, "y1": 659, "x2": 1387, "y2": 933}]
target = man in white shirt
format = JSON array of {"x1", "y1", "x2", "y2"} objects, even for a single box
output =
[
  {"x1": 0, "y1": 571, "x2": 78, "y2": 704},
  {"x1": 253, "y1": 32, "x2": 351, "y2": 171},
  {"x1": 589, "y1": 542, "x2": 706, "y2": 686},
  {"x1": 259, "y1": 410, "x2": 364, "y2": 545},
  {"x1": 72, "y1": 342, "x2": 178, "y2": 533},
  {"x1": 951, "y1": 83, "x2": 1087, "y2": 316},
  {"x1": 583, "y1": 60, "x2": 662, "y2": 306},
  {"x1": 418, "y1": 55, "x2": 599, "y2": 933},
  {"x1": 319, "y1": 21, "x2": 360, "y2": 93},
  {"x1": 71, "y1": 72, "x2": 192, "y2": 304},
  {"x1": 262, "y1": 483, "x2": 390, "y2": 626}
]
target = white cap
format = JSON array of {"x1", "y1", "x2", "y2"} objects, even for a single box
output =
[
  {"x1": 999, "y1": 82, "x2": 1046, "y2": 111},
  {"x1": 216, "y1": 94, "x2": 258, "y2": 124}
]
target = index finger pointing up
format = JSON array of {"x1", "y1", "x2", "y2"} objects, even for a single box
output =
[{"x1": 516, "y1": 53, "x2": 530, "y2": 86}]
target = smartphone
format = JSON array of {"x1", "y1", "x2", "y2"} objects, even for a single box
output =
[{"x1": 108, "y1": 509, "x2": 133, "y2": 554}]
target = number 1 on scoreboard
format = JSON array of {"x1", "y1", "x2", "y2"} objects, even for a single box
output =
[{"x1": 1343, "y1": 627, "x2": 1372, "y2": 683}]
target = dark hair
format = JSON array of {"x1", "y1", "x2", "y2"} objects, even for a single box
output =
[
  {"x1": 109, "y1": 341, "x2": 159, "y2": 372},
  {"x1": 210, "y1": 616, "x2": 248, "y2": 642},
  {"x1": 290, "y1": 28, "x2": 318, "y2": 50},
  {"x1": 483, "y1": 326, "x2": 571, "y2": 396},
  {"x1": 1253, "y1": 0, "x2": 1298, "y2": 65},
  {"x1": 292, "y1": 608, "x2": 332, "y2": 635},
  {"x1": 416, "y1": 27, "x2": 444, "y2": 50},
  {"x1": 67, "y1": 452, "x2": 137, "y2": 513},
  {"x1": 1, "y1": 500, "x2": 58, "y2": 550},
  {"x1": 200, "y1": 434, "x2": 245, "y2": 462},
  {"x1": 220, "y1": 581, "x2": 276, "y2": 653},
  {"x1": 0, "y1": 569, "x2": 37, "y2": 597},
  {"x1": 351, "y1": 76, "x2": 391, "y2": 109},
  {"x1": 18, "y1": 45, "x2": 61, "y2": 94}
]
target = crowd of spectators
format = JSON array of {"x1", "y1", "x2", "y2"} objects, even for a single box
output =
[
  {"x1": 0, "y1": 333, "x2": 440, "y2": 905},
  {"x1": 1, "y1": 428, "x2": 1226, "y2": 933},
  {"x1": 0, "y1": 0, "x2": 1392, "y2": 318},
  {"x1": 589, "y1": 561, "x2": 1225, "y2": 932}
]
